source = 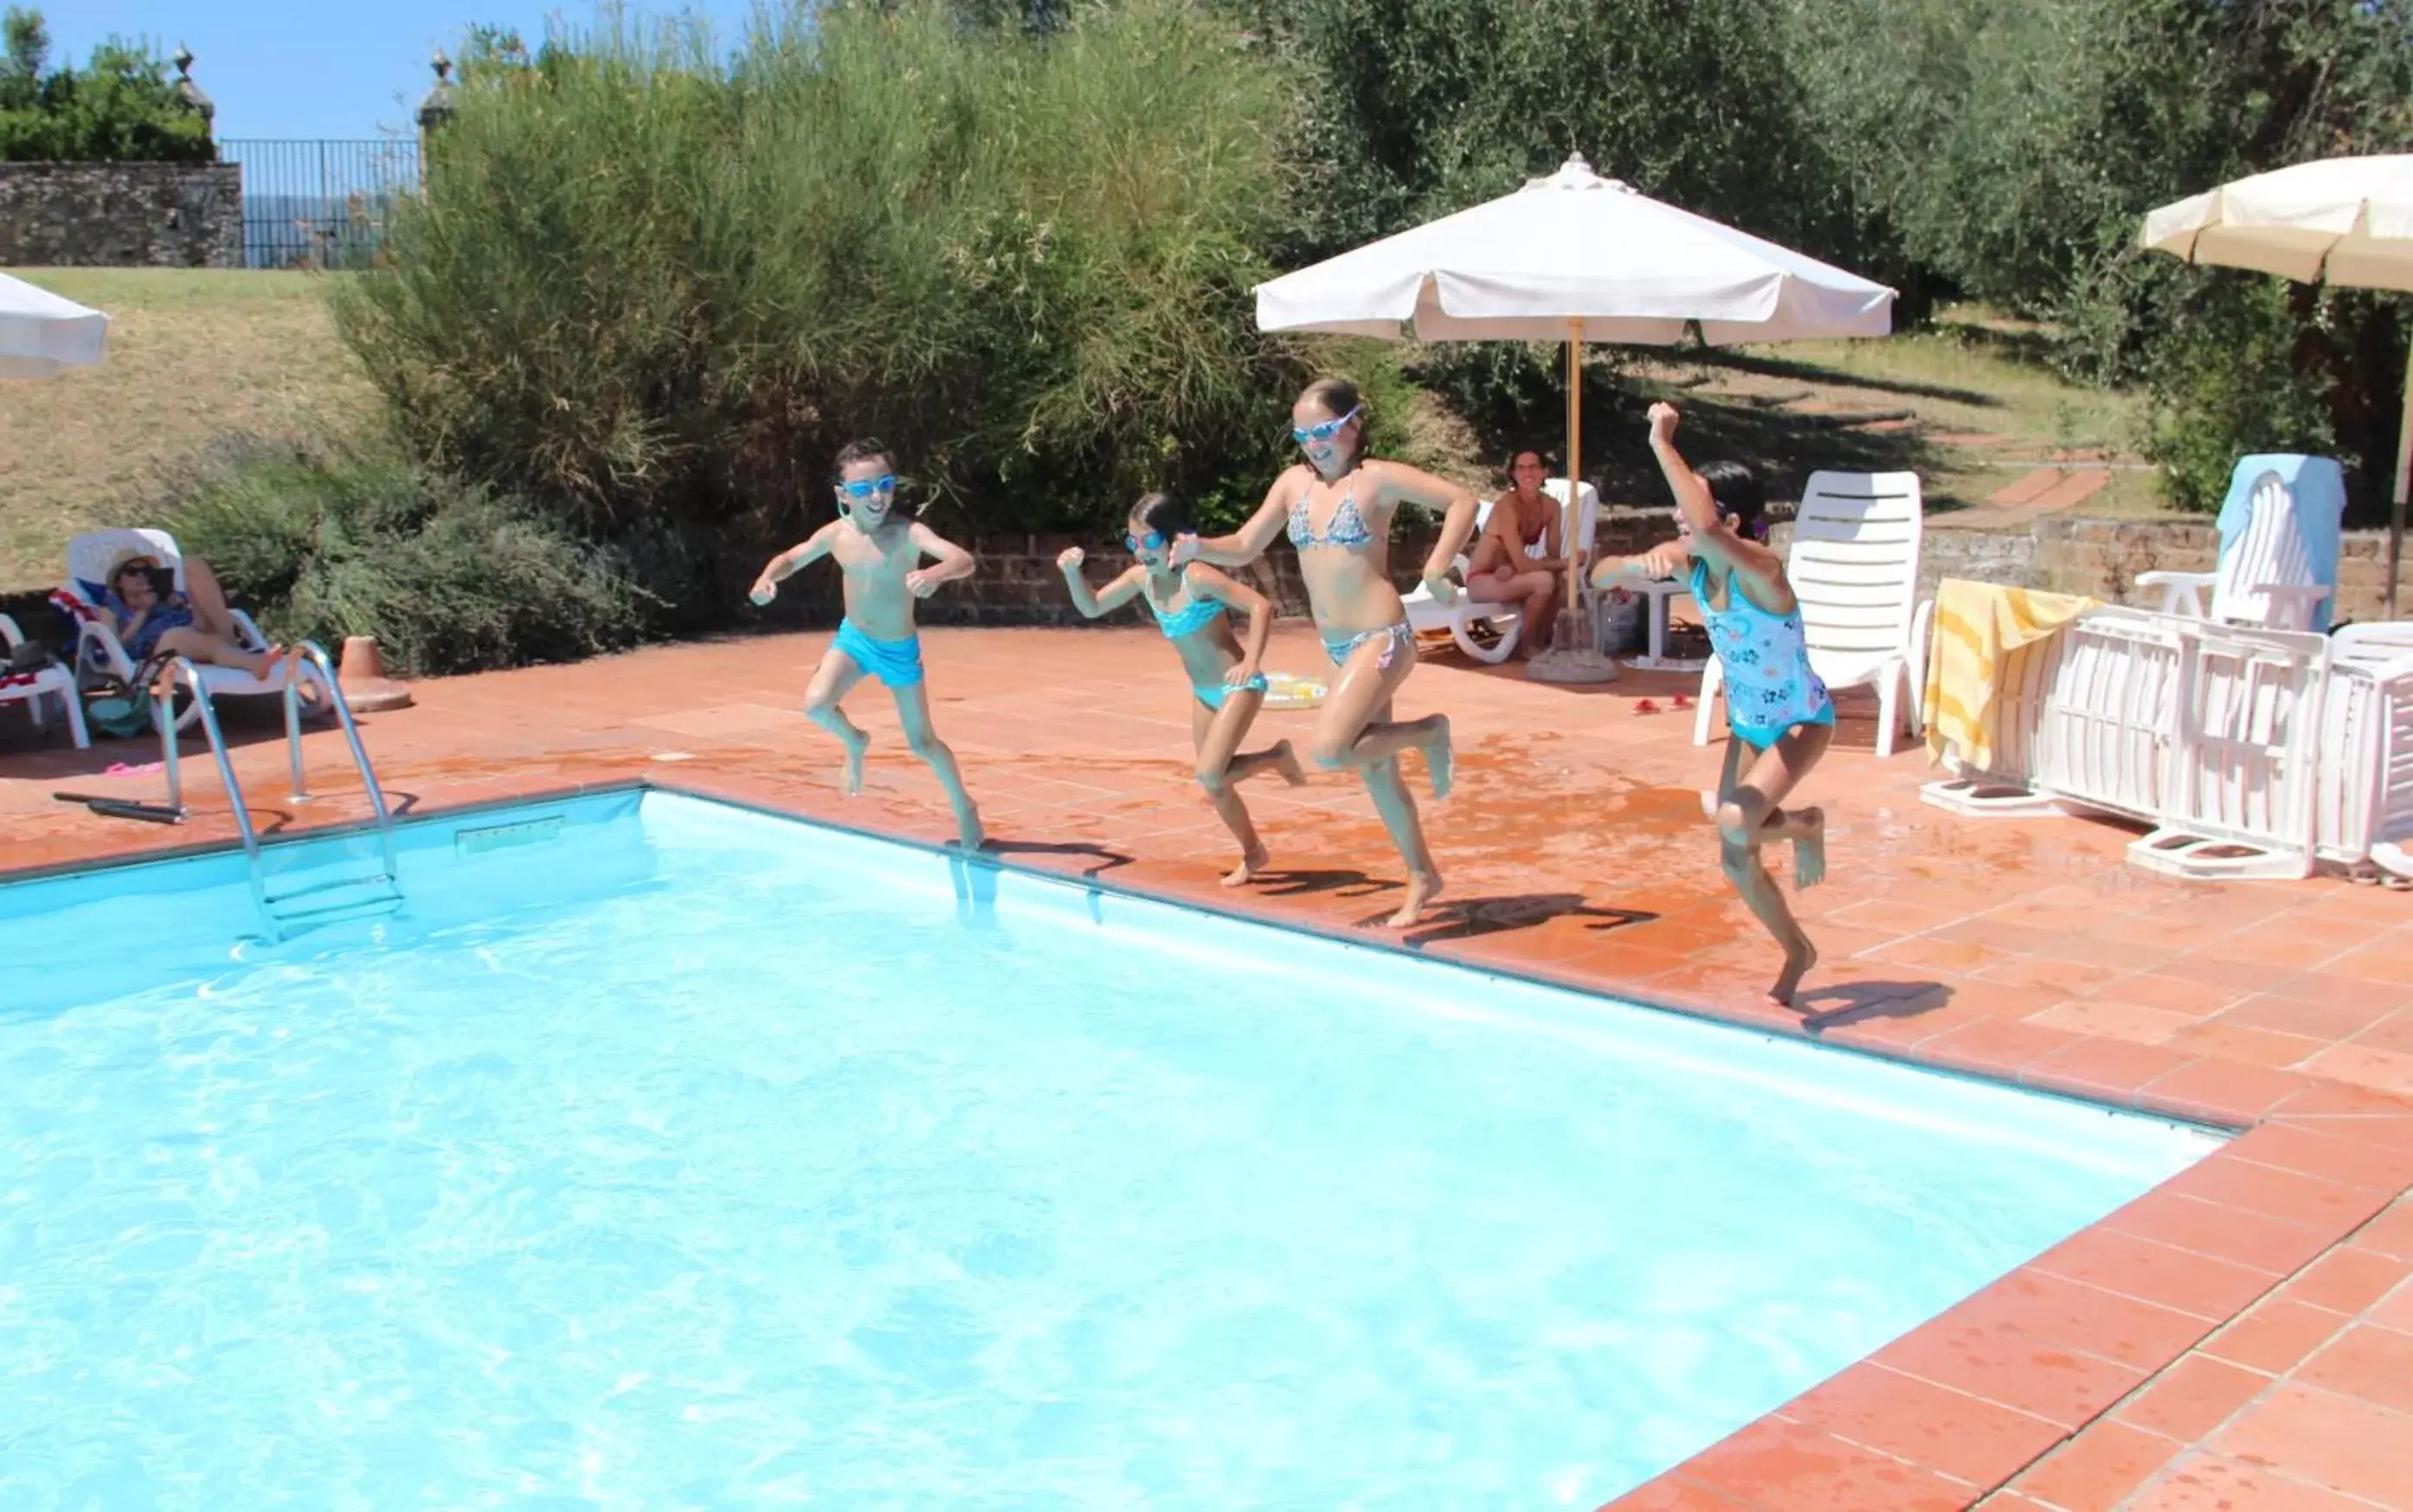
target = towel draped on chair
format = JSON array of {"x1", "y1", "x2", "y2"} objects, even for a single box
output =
[{"x1": 1923, "y1": 578, "x2": 2098, "y2": 771}]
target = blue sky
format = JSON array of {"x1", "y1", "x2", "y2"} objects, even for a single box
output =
[{"x1": 45, "y1": 0, "x2": 763, "y2": 141}]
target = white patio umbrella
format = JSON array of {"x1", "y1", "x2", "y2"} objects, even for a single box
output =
[
  {"x1": 2140, "y1": 154, "x2": 2413, "y2": 617},
  {"x1": 1256, "y1": 152, "x2": 1895, "y2": 679},
  {"x1": 0, "y1": 270, "x2": 109, "y2": 378}
]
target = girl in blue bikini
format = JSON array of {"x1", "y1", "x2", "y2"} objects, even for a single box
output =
[
  {"x1": 1058, "y1": 492, "x2": 1306, "y2": 885},
  {"x1": 1176, "y1": 377, "x2": 1480, "y2": 927},
  {"x1": 1593, "y1": 403, "x2": 1831, "y2": 1007}
]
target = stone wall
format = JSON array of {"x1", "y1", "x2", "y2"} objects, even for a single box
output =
[
  {"x1": 2025, "y1": 517, "x2": 2411, "y2": 622},
  {"x1": 0, "y1": 163, "x2": 243, "y2": 268}
]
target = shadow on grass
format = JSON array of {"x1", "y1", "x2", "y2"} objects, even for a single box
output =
[
  {"x1": 1687, "y1": 346, "x2": 2004, "y2": 408},
  {"x1": 1591, "y1": 389, "x2": 1949, "y2": 505}
]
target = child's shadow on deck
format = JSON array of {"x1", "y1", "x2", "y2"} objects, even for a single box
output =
[
  {"x1": 1398, "y1": 894, "x2": 1658, "y2": 948},
  {"x1": 1796, "y1": 981, "x2": 1954, "y2": 1032},
  {"x1": 983, "y1": 839, "x2": 1135, "y2": 879}
]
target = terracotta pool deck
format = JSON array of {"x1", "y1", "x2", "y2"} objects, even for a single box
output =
[{"x1": 4, "y1": 623, "x2": 2410, "y2": 1512}]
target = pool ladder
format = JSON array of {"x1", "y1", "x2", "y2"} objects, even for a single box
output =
[{"x1": 153, "y1": 640, "x2": 403, "y2": 942}]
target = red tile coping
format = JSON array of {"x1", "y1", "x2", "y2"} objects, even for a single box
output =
[{"x1": 6, "y1": 628, "x2": 2413, "y2": 1512}]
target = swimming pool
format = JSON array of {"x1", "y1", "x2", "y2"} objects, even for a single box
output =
[{"x1": 2, "y1": 790, "x2": 2219, "y2": 1509}]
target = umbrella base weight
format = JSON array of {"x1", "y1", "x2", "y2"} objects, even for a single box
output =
[{"x1": 1525, "y1": 647, "x2": 1621, "y2": 685}]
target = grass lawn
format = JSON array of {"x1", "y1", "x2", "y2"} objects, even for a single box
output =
[
  {"x1": 0, "y1": 268, "x2": 375, "y2": 591},
  {"x1": 1619, "y1": 308, "x2": 2167, "y2": 518}
]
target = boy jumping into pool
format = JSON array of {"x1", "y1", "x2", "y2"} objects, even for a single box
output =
[
  {"x1": 1592, "y1": 403, "x2": 1832, "y2": 1007},
  {"x1": 1058, "y1": 491, "x2": 1306, "y2": 885},
  {"x1": 750, "y1": 437, "x2": 984, "y2": 849}
]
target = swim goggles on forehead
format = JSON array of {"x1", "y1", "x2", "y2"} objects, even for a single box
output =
[
  {"x1": 838, "y1": 474, "x2": 898, "y2": 500},
  {"x1": 1290, "y1": 407, "x2": 1360, "y2": 445}
]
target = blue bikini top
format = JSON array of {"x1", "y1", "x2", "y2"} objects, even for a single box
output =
[
  {"x1": 1149, "y1": 587, "x2": 1226, "y2": 640},
  {"x1": 1287, "y1": 480, "x2": 1375, "y2": 552}
]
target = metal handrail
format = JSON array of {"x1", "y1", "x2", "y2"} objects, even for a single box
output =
[
  {"x1": 151, "y1": 643, "x2": 402, "y2": 941},
  {"x1": 155, "y1": 656, "x2": 271, "y2": 925},
  {"x1": 283, "y1": 640, "x2": 397, "y2": 878}
]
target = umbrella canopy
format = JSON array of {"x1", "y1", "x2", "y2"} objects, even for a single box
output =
[
  {"x1": 0, "y1": 270, "x2": 109, "y2": 379},
  {"x1": 1256, "y1": 153, "x2": 1895, "y2": 344},
  {"x1": 1254, "y1": 153, "x2": 1895, "y2": 678},
  {"x1": 2140, "y1": 154, "x2": 2413, "y2": 617}
]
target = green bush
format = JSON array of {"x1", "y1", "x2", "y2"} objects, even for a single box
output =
[
  {"x1": 332, "y1": 0, "x2": 1302, "y2": 586},
  {"x1": 2139, "y1": 274, "x2": 2408, "y2": 520},
  {"x1": 0, "y1": 10, "x2": 215, "y2": 164},
  {"x1": 160, "y1": 439, "x2": 651, "y2": 677}
]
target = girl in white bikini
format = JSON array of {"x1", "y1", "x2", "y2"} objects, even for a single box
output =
[{"x1": 1177, "y1": 378, "x2": 1481, "y2": 926}]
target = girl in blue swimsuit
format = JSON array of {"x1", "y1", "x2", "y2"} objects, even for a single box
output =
[
  {"x1": 1059, "y1": 492, "x2": 1306, "y2": 885},
  {"x1": 1174, "y1": 378, "x2": 1481, "y2": 928},
  {"x1": 1593, "y1": 403, "x2": 1832, "y2": 1007}
]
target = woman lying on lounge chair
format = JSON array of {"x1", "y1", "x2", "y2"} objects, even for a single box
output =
[{"x1": 93, "y1": 550, "x2": 290, "y2": 683}]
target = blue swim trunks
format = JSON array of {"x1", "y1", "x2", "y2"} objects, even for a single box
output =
[{"x1": 833, "y1": 617, "x2": 924, "y2": 688}]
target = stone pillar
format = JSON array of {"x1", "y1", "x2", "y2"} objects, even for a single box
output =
[{"x1": 416, "y1": 52, "x2": 456, "y2": 146}]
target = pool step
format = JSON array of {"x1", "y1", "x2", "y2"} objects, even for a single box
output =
[{"x1": 261, "y1": 870, "x2": 406, "y2": 938}]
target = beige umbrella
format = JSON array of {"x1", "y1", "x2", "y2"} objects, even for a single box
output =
[
  {"x1": 2140, "y1": 154, "x2": 2413, "y2": 617},
  {"x1": 1258, "y1": 153, "x2": 1895, "y2": 681}
]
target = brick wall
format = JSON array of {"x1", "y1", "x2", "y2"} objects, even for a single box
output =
[{"x1": 0, "y1": 163, "x2": 243, "y2": 268}]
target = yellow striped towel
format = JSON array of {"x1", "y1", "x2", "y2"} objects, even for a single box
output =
[{"x1": 1923, "y1": 578, "x2": 2098, "y2": 771}]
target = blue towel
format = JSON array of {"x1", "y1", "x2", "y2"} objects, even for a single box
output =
[{"x1": 2215, "y1": 454, "x2": 2345, "y2": 633}]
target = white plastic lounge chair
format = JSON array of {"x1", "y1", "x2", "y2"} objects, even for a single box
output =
[
  {"x1": 1693, "y1": 471, "x2": 1926, "y2": 757},
  {"x1": 53, "y1": 528, "x2": 330, "y2": 732},
  {"x1": 2136, "y1": 456, "x2": 2343, "y2": 633},
  {"x1": 1924, "y1": 603, "x2": 2413, "y2": 884},
  {"x1": 0, "y1": 613, "x2": 89, "y2": 748},
  {"x1": 1403, "y1": 480, "x2": 1599, "y2": 663}
]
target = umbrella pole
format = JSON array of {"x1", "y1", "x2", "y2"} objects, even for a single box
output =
[
  {"x1": 2391, "y1": 338, "x2": 2410, "y2": 621},
  {"x1": 1566, "y1": 321, "x2": 1584, "y2": 619},
  {"x1": 1526, "y1": 319, "x2": 1618, "y2": 685}
]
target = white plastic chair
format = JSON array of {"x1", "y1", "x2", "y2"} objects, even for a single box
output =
[
  {"x1": 1404, "y1": 481, "x2": 1598, "y2": 663},
  {"x1": 54, "y1": 527, "x2": 330, "y2": 732},
  {"x1": 1692, "y1": 471, "x2": 1926, "y2": 757},
  {"x1": 0, "y1": 613, "x2": 89, "y2": 748},
  {"x1": 2136, "y1": 467, "x2": 2335, "y2": 631}
]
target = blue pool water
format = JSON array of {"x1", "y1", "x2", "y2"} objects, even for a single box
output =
[{"x1": 2, "y1": 792, "x2": 2218, "y2": 1509}]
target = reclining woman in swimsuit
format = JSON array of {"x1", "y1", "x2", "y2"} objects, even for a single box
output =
[
  {"x1": 1176, "y1": 377, "x2": 1480, "y2": 927},
  {"x1": 97, "y1": 551, "x2": 290, "y2": 682},
  {"x1": 1059, "y1": 492, "x2": 1306, "y2": 885}
]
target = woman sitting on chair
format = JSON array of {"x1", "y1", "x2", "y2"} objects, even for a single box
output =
[
  {"x1": 93, "y1": 550, "x2": 289, "y2": 681},
  {"x1": 1463, "y1": 448, "x2": 1570, "y2": 659}
]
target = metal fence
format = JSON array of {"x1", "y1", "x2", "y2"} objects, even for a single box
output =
[{"x1": 221, "y1": 138, "x2": 421, "y2": 270}]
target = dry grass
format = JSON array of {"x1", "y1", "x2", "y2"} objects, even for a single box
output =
[
  {"x1": 0, "y1": 269, "x2": 375, "y2": 591},
  {"x1": 1623, "y1": 306, "x2": 2171, "y2": 519}
]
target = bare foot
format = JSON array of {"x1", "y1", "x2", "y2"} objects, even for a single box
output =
[
  {"x1": 1388, "y1": 868, "x2": 1444, "y2": 928},
  {"x1": 1425, "y1": 717, "x2": 1454, "y2": 800},
  {"x1": 952, "y1": 801, "x2": 985, "y2": 851},
  {"x1": 840, "y1": 737, "x2": 868, "y2": 805},
  {"x1": 1273, "y1": 740, "x2": 1308, "y2": 788},
  {"x1": 1770, "y1": 932, "x2": 1818, "y2": 1008},
  {"x1": 1788, "y1": 807, "x2": 1826, "y2": 888},
  {"x1": 1223, "y1": 842, "x2": 1271, "y2": 887}
]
